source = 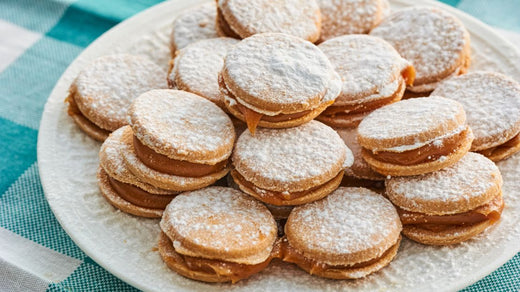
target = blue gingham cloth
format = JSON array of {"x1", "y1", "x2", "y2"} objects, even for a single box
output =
[{"x1": 0, "y1": 1, "x2": 519, "y2": 291}]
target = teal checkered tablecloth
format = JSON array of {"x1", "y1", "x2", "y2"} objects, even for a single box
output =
[{"x1": 1, "y1": 0, "x2": 519, "y2": 291}]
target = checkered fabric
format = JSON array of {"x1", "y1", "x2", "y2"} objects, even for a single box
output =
[{"x1": 0, "y1": 0, "x2": 518, "y2": 291}]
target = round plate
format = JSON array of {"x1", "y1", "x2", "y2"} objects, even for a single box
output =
[{"x1": 38, "y1": 0, "x2": 520, "y2": 291}]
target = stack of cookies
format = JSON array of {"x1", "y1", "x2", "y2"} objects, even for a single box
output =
[{"x1": 65, "y1": 0, "x2": 520, "y2": 284}]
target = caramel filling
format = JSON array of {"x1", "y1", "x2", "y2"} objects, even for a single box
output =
[
  {"x1": 232, "y1": 170, "x2": 341, "y2": 204},
  {"x1": 133, "y1": 136, "x2": 227, "y2": 177},
  {"x1": 478, "y1": 133, "x2": 520, "y2": 157},
  {"x1": 281, "y1": 239, "x2": 397, "y2": 274},
  {"x1": 369, "y1": 128, "x2": 469, "y2": 166},
  {"x1": 108, "y1": 176, "x2": 176, "y2": 209},
  {"x1": 66, "y1": 90, "x2": 111, "y2": 136},
  {"x1": 162, "y1": 233, "x2": 281, "y2": 283},
  {"x1": 398, "y1": 194, "x2": 504, "y2": 230},
  {"x1": 403, "y1": 65, "x2": 416, "y2": 86}
]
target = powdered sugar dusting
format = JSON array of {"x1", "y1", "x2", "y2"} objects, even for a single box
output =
[
  {"x1": 129, "y1": 89, "x2": 235, "y2": 164},
  {"x1": 170, "y1": 2, "x2": 219, "y2": 52},
  {"x1": 74, "y1": 54, "x2": 165, "y2": 130},
  {"x1": 288, "y1": 187, "x2": 401, "y2": 262},
  {"x1": 223, "y1": 33, "x2": 341, "y2": 109},
  {"x1": 370, "y1": 7, "x2": 468, "y2": 85},
  {"x1": 319, "y1": 34, "x2": 411, "y2": 105},
  {"x1": 233, "y1": 121, "x2": 351, "y2": 191},
  {"x1": 386, "y1": 152, "x2": 502, "y2": 214},
  {"x1": 432, "y1": 71, "x2": 520, "y2": 150}
]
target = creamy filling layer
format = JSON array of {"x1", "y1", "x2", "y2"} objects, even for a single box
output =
[
  {"x1": 478, "y1": 133, "x2": 520, "y2": 157},
  {"x1": 66, "y1": 89, "x2": 111, "y2": 136},
  {"x1": 133, "y1": 136, "x2": 227, "y2": 177},
  {"x1": 108, "y1": 176, "x2": 176, "y2": 209}
]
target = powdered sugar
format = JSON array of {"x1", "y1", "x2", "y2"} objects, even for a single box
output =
[
  {"x1": 288, "y1": 187, "x2": 401, "y2": 264},
  {"x1": 370, "y1": 7, "x2": 468, "y2": 86},
  {"x1": 432, "y1": 71, "x2": 520, "y2": 150},
  {"x1": 129, "y1": 89, "x2": 235, "y2": 164},
  {"x1": 223, "y1": 33, "x2": 341, "y2": 114},
  {"x1": 170, "y1": 2, "x2": 219, "y2": 52},
  {"x1": 318, "y1": 34, "x2": 411, "y2": 105}
]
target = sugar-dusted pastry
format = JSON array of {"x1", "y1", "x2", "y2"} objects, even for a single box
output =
[
  {"x1": 97, "y1": 126, "x2": 178, "y2": 218},
  {"x1": 282, "y1": 187, "x2": 402, "y2": 279},
  {"x1": 169, "y1": 2, "x2": 219, "y2": 56},
  {"x1": 317, "y1": 35, "x2": 414, "y2": 127},
  {"x1": 231, "y1": 121, "x2": 353, "y2": 205},
  {"x1": 123, "y1": 89, "x2": 234, "y2": 190},
  {"x1": 432, "y1": 71, "x2": 520, "y2": 161},
  {"x1": 318, "y1": 0, "x2": 389, "y2": 41},
  {"x1": 159, "y1": 186, "x2": 279, "y2": 283},
  {"x1": 220, "y1": 33, "x2": 341, "y2": 134},
  {"x1": 358, "y1": 96, "x2": 473, "y2": 176},
  {"x1": 386, "y1": 152, "x2": 504, "y2": 245},
  {"x1": 216, "y1": 0, "x2": 321, "y2": 42},
  {"x1": 66, "y1": 54, "x2": 165, "y2": 141},
  {"x1": 168, "y1": 37, "x2": 239, "y2": 110},
  {"x1": 370, "y1": 7, "x2": 470, "y2": 93}
]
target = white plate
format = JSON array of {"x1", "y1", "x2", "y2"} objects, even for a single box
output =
[{"x1": 37, "y1": 0, "x2": 520, "y2": 291}]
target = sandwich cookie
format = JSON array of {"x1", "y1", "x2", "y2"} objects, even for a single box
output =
[
  {"x1": 216, "y1": 0, "x2": 321, "y2": 43},
  {"x1": 97, "y1": 126, "x2": 179, "y2": 218},
  {"x1": 386, "y1": 152, "x2": 504, "y2": 245},
  {"x1": 168, "y1": 37, "x2": 239, "y2": 110},
  {"x1": 282, "y1": 187, "x2": 402, "y2": 279},
  {"x1": 318, "y1": 0, "x2": 389, "y2": 42},
  {"x1": 66, "y1": 54, "x2": 165, "y2": 141},
  {"x1": 124, "y1": 89, "x2": 234, "y2": 191},
  {"x1": 231, "y1": 121, "x2": 354, "y2": 206},
  {"x1": 169, "y1": 2, "x2": 219, "y2": 56},
  {"x1": 221, "y1": 33, "x2": 342, "y2": 134},
  {"x1": 358, "y1": 96, "x2": 473, "y2": 176},
  {"x1": 370, "y1": 7, "x2": 471, "y2": 93},
  {"x1": 159, "y1": 186, "x2": 279, "y2": 283},
  {"x1": 317, "y1": 35, "x2": 415, "y2": 128},
  {"x1": 432, "y1": 71, "x2": 520, "y2": 161}
]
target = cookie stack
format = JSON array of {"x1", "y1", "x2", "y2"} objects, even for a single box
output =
[{"x1": 64, "y1": 0, "x2": 520, "y2": 285}]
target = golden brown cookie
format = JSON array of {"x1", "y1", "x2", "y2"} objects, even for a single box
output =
[
  {"x1": 370, "y1": 7, "x2": 471, "y2": 93},
  {"x1": 216, "y1": 0, "x2": 321, "y2": 42},
  {"x1": 159, "y1": 186, "x2": 279, "y2": 283},
  {"x1": 386, "y1": 152, "x2": 504, "y2": 245},
  {"x1": 358, "y1": 96, "x2": 473, "y2": 176},
  {"x1": 231, "y1": 121, "x2": 353, "y2": 206},
  {"x1": 66, "y1": 54, "x2": 165, "y2": 141},
  {"x1": 283, "y1": 187, "x2": 402, "y2": 279},
  {"x1": 220, "y1": 33, "x2": 341, "y2": 134},
  {"x1": 317, "y1": 35, "x2": 414, "y2": 128},
  {"x1": 432, "y1": 71, "x2": 520, "y2": 161}
]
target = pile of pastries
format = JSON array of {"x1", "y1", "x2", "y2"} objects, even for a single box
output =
[{"x1": 65, "y1": 0, "x2": 520, "y2": 284}]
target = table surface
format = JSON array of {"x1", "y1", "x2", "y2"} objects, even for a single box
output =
[{"x1": 0, "y1": 0, "x2": 519, "y2": 291}]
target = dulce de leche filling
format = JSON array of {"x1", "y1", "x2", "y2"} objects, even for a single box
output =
[
  {"x1": 369, "y1": 127, "x2": 469, "y2": 166},
  {"x1": 66, "y1": 89, "x2": 111, "y2": 136},
  {"x1": 133, "y1": 136, "x2": 227, "y2": 177},
  {"x1": 478, "y1": 133, "x2": 520, "y2": 158},
  {"x1": 162, "y1": 232, "x2": 281, "y2": 283},
  {"x1": 398, "y1": 194, "x2": 504, "y2": 230},
  {"x1": 280, "y1": 238, "x2": 398, "y2": 274},
  {"x1": 108, "y1": 176, "x2": 176, "y2": 209}
]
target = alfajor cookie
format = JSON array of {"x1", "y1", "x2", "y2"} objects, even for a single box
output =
[
  {"x1": 97, "y1": 126, "x2": 179, "y2": 218},
  {"x1": 216, "y1": 0, "x2": 321, "y2": 42},
  {"x1": 168, "y1": 37, "x2": 239, "y2": 110},
  {"x1": 317, "y1": 35, "x2": 415, "y2": 128},
  {"x1": 318, "y1": 0, "x2": 390, "y2": 42},
  {"x1": 169, "y1": 2, "x2": 219, "y2": 56},
  {"x1": 231, "y1": 120, "x2": 353, "y2": 206},
  {"x1": 358, "y1": 96, "x2": 474, "y2": 176},
  {"x1": 123, "y1": 89, "x2": 234, "y2": 191},
  {"x1": 220, "y1": 33, "x2": 342, "y2": 134},
  {"x1": 386, "y1": 152, "x2": 504, "y2": 245},
  {"x1": 159, "y1": 186, "x2": 279, "y2": 283},
  {"x1": 282, "y1": 187, "x2": 402, "y2": 279},
  {"x1": 66, "y1": 54, "x2": 165, "y2": 141},
  {"x1": 432, "y1": 71, "x2": 520, "y2": 161},
  {"x1": 370, "y1": 7, "x2": 471, "y2": 93}
]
